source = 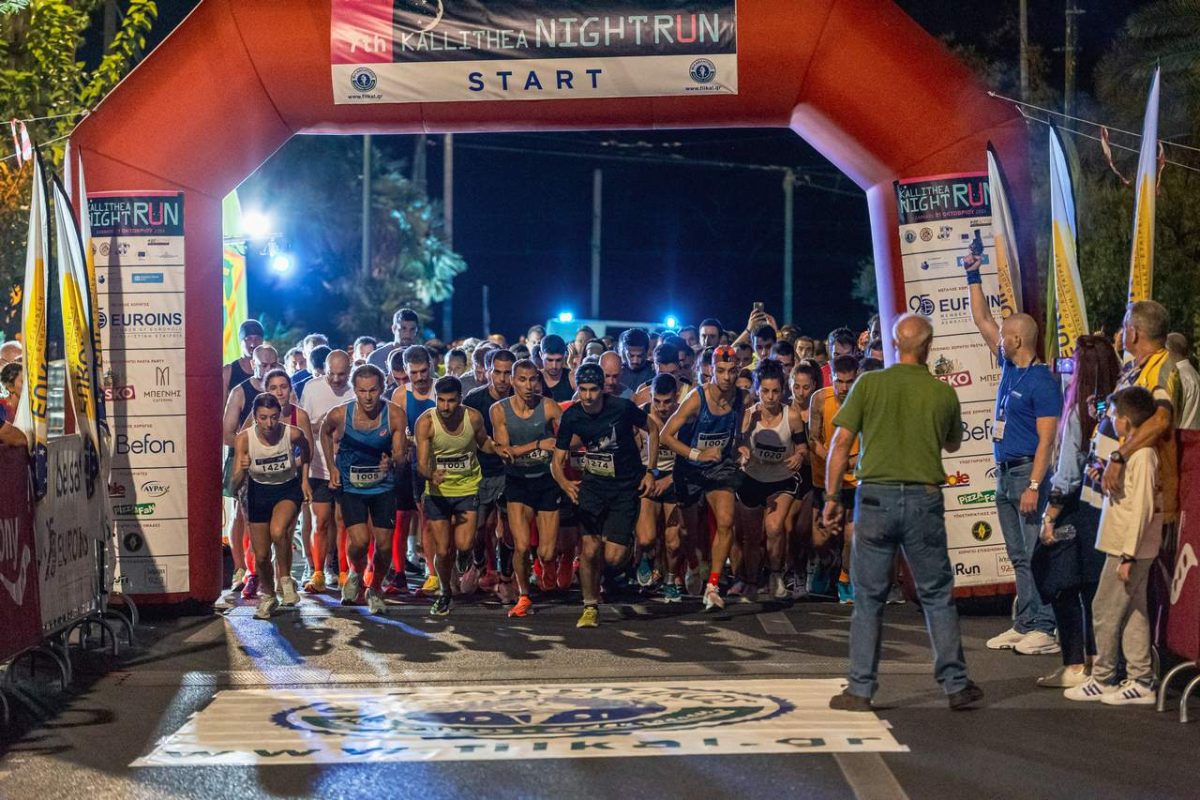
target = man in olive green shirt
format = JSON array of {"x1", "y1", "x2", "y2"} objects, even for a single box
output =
[{"x1": 824, "y1": 313, "x2": 982, "y2": 712}]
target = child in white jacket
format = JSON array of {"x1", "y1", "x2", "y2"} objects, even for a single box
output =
[{"x1": 1066, "y1": 386, "x2": 1162, "y2": 705}]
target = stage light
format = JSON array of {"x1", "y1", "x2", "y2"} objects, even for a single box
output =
[
  {"x1": 270, "y1": 253, "x2": 293, "y2": 274},
  {"x1": 665, "y1": 315, "x2": 678, "y2": 329},
  {"x1": 242, "y1": 211, "x2": 272, "y2": 240},
  {"x1": 557, "y1": 311, "x2": 574, "y2": 323}
]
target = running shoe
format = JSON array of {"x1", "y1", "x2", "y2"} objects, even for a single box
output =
[
  {"x1": 416, "y1": 573, "x2": 441, "y2": 597},
  {"x1": 279, "y1": 577, "x2": 300, "y2": 607},
  {"x1": 299, "y1": 566, "x2": 314, "y2": 590},
  {"x1": 1037, "y1": 666, "x2": 1089, "y2": 689},
  {"x1": 686, "y1": 561, "x2": 709, "y2": 597},
  {"x1": 324, "y1": 569, "x2": 340, "y2": 590},
  {"x1": 985, "y1": 627, "x2": 1025, "y2": 650},
  {"x1": 339, "y1": 570, "x2": 349, "y2": 589},
  {"x1": 886, "y1": 584, "x2": 907, "y2": 605},
  {"x1": 460, "y1": 564, "x2": 480, "y2": 596},
  {"x1": 807, "y1": 558, "x2": 834, "y2": 596},
  {"x1": 303, "y1": 570, "x2": 327, "y2": 594},
  {"x1": 837, "y1": 580, "x2": 855, "y2": 605},
  {"x1": 496, "y1": 577, "x2": 518, "y2": 605},
  {"x1": 661, "y1": 583, "x2": 683, "y2": 603},
  {"x1": 556, "y1": 556, "x2": 574, "y2": 591},
  {"x1": 1099, "y1": 679, "x2": 1156, "y2": 706},
  {"x1": 770, "y1": 572, "x2": 789, "y2": 601},
  {"x1": 727, "y1": 580, "x2": 746, "y2": 599},
  {"x1": 254, "y1": 594, "x2": 278, "y2": 620},
  {"x1": 1064, "y1": 677, "x2": 1119, "y2": 702},
  {"x1": 230, "y1": 567, "x2": 247, "y2": 594},
  {"x1": 341, "y1": 571, "x2": 362, "y2": 605},
  {"x1": 430, "y1": 594, "x2": 452, "y2": 616},
  {"x1": 789, "y1": 572, "x2": 809, "y2": 600},
  {"x1": 947, "y1": 682, "x2": 985, "y2": 711},
  {"x1": 404, "y1": 557, "x2": 423, "y2": 576},
  {"x1": 479, "y1": 568, "x2": 500, "y2": 591},
  {"x1": 241, "y1": 573, "x2": 260, "y2": 600},
  {"x1": 576, "y1": 605, "x2": 600, "y2": 628},
  {"x1": 703, "y1": 582, "x2": 725, "y2": 611},
  {"x1": 539, "y1": 560, "x2": 559, "y2": 593},
  {"x1": 508, "y1": 595, "x2": 534, "y2": 618},
  {"x1": 366, "y1": 587, "x2": 387, "y2": 615},
  {"x1": 383, "y1": 573, "x2": 409, "y2": 596},
  {"x1": 1014, "y1": 631, "x2": 1062, "y2": 656},
  {"x1": 636, "y1": 556, "x2": 654, "y2": 587}
]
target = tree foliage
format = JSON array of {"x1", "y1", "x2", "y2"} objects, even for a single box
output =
[
  {"x1": 240, "y1": 136, "x2": 466, "y2": 342},
  {"x1": 0, "y1": 0, "x2": 158, "y2": 338}
]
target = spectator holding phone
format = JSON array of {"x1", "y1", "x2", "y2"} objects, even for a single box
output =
[{"x1": 1034, "y1": 336, "x2": 1121, "y2": 688}]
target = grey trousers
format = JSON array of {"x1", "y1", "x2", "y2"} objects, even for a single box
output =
[{"x1": 1091, "y1": 554, "x2": 1154, "y2": 686}]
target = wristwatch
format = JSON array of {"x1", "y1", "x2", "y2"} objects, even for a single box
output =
[
  {"x1": 1110, "y1": 451, "x2": 1127, "y2": 465},
  {"x1": 1027, "y1": 480, "x2": 1040, "y2": 492}
]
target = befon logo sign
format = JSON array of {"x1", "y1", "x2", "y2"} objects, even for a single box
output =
[
  {"x1": 116, "y1": 433, "x2": 176, "y2": 456},
  {"x1": 961, "y1": 417, "x2": 994, "y2": 442}
]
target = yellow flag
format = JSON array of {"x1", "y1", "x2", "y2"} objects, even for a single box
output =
[
  {"x1": 52, "y1": 178, "x2": 98, "y2": 459},
  {"x1": 15, "y1": 151, "x2": 50, "y2": 498},
  {"x1": 1128, "y1": 67, "x2": 1160, "y2": 303},
  {"x1": 1049, "y1": 125, "x2": 1088, "y2": 359},
  {"x1": 986, "y1": 145, "x2": 1023, "y2": 318}
]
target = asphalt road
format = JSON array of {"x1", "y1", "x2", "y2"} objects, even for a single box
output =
[{"x1": 1, "y1": 587, "x2": 1197, "y2": 800}]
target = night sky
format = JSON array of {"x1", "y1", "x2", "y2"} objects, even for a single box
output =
[{"x1": 144, "y1": 0, "x2": 1147, "y2": 343}]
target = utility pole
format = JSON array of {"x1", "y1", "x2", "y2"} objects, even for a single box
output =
[
  {"x1": 590, "y1": 168, "x2": 602, "y2": 319},
  {"x1": 1019, "y1": 0, "x2": 1030, "y2": 102},
  {"x1": 361, "y1": 134, "x2": 372, "y2": 279},
  {"x1": 482, "y1": 284, "x2": 491, "y2": 337},
  {"x1": 413, "y1": 134, "x2": 427, "y2": 191},
  {"x1": 1063, "y1": 1, "x2": 1084, "y2": 120},
  {"x1": 442, "y1": 133, "x2": 454, "y2": 342},
  {"x1": 782, "y1": 169, "x2": 795, "y2": 325}
]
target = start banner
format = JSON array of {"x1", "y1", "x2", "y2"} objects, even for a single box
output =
[
  {"x1": 895, "y1": 173, "x2": 1008, "y2": 589},
  {"x1": 331, "y1": 0, "x2": 738, "y2": 104}
]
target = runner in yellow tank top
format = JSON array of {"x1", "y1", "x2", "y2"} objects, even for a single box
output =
[{"x1": 414, "y1": 375, "x2": 502, "y2": 616}]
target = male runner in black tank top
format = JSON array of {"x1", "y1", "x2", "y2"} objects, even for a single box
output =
[
  {"x1": 223, "y1": 319, "x2": 264, "y2": 406},
  {"x1": 539, "y1": 334, "x2": 575, "y2": 403}
]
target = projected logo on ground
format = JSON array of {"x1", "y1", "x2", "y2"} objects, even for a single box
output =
[{"x1": 274, "y1": 686, "x2": 793, "y2": 739}]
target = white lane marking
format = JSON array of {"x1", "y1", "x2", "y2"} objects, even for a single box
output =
[{"x1": 835, "y1": 752, "x2": 912, "y2": 800}]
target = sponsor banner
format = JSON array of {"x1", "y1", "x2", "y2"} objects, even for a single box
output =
[
  {"x1": 110, "y1": 416, "x2": 187, "y2": 471},
  {"x1": 89, "y1": 192, "x2": 184, "y2": 238},
  {"x1": 1048, "y1": 125, "x2": 1088, "y2": 360},
  {"x1": 102, "y1": 349, "x2": 186, "y2": 411},
  {"x1": 97, "y1": 264, "x2": 185, "y2": 294},
  {"x1": 99, "y1": 291, "x2": 185, "y2": 351},
  {"x1": 116, "y1": 553, "x2": 190, "y2": 595},
  {"x1": 0, "y1": 447, "x2": 41, "y2": 663},
  {"x1": 948, "y1": 542, "x2": 1011, "y2": 586},
  {"x1": 896, "y1": 172, "x2": 1004, "y2": 587},
  {"x1": 985, "y1": 146, "x2": 1024, "y2": 317},
  {"x1": 1165, "y1": 431, "x2": 1200, "y2": 662},
  {"x1": 91, "y1": 235, "x2": 186, "y2": 268},
  {"x1": 35, "y1": 435, "x2": 105, "y2": 633},
  {"x1": 109, "y1": 467, "x2": 188, "y2": 521},
  {"x1": 116, "y1": 517, "x2": 190, "y2": 561},
  {"x1": 133, "y1": 679, "x2": 905, "y2": 766},
  {"x1": 331, "y1": 0, "x2": 738, "y2": 103}
]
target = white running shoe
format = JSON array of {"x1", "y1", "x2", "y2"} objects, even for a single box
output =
[
  {"x1": 279, "y1": 577, "x2": 300, "y2": 607},
  {"x1": 366, "y1": 587, "x2": 387, "y2": 615},
  {"x1": 230, "y1": 567, "x2": 247, "y2": 594},
  {"x1": 686, "y1": 561, "x2": 709, "y2": 597},
  {"x1": 703, "y1": 582, "x2": 725, "y2": 611},
  {"x1": 254, "y1": 594, "x2": 278, "y2": 620},
  {"x1": 770, "y1": 573, "x2": 789, "y2": 600},
  {"x1": 986, "y1": 627, "x2": 1026, "y2": 650},
  {"x1": 341, "y1": 571, "x2": 362, "y2": 605},
  {"x1": 1064, "y1": 677, "x2": 1119, "y2": 702},
  {"x1": 1099, "y1": 679, "x2": 1156, "y2": 706},
  {"x1": 1014, "y1": 630, "x2": 1061, "y2": 655}
]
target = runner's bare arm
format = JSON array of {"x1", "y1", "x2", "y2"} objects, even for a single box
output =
[
  {"x1": 414, "y1": 413, "x2": 435, "y2": 481},
  {"x1": 660, "y1": 389, "x2": 701, "y2": 459},
  {"x1": 551, "y1": 447, "x2": 580, "y2": 504},
  {"x1": 541, "y1": 398, "x2": 561, "y2": 451},
  {"x1": 388, "y1": 401, "x2": 408, "y2": 464},
  {"x1": 787, "y1": 406, "x2": 809, "y2": 470},
  {"x1": 489, "y1": 403, "x2": 516, "y2": 459},
  {"x1": 320, "y1": 405, "x2": 344, "y2": 486},
  {"x1": 222, "y1": 390, "x2": 244, "y2": 447},
  {"x1": 641, "y1": 413, "x2": 661, "y2": 480},
  {"x1": 230, "y1": 430, "x2": 250, "y2": 490}
]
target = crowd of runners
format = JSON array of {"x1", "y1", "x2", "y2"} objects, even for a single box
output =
[{"x1": 221, "y1": 304, "x2": 898, "y2": 625}]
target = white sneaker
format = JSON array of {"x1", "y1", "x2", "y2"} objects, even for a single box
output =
[
  {"x1": 1014, "y1": 630, "x2": 1061, "y2": 655},
  {"x1": 986, "y1": 627, "x2": 1026, "y2": 650},
  {"x1": 686, "y1": 561, "x2": 709, "y2": 597},
  {"x1": 230, "y1": 567, "x2": 247, "y2": 593},
  {"x1": 254, "y1": 594, "x2": 278, "y2": 620},
  {"x1": 366, "y1": 587, "x2": 387, "y2": 615},
  {"x1": 1100, "y1": 679, "x2": 1156, "y2": 706},
  {"x1": 279, "y1": 577, "x2": 300, "y2": 607},
  {"x1": 770, "y1": 573, "x2": 789, "y2": 600},
  {"x1": 703, "y1": 582, "x2": 725, "y2": 611},
  {"x1": 1064, "y1": 677, "x2": 1119, "y2": 702}
]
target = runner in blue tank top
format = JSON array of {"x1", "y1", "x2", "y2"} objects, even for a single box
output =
[
  {"x1": 661, "y1": 345, "x2": 749, "y2": 612},
  {"x1": 319, "y1": 364, "x2": 407, "y2": 614}
]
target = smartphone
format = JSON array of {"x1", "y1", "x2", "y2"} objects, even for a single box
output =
[
  {"x1": 752, "y1": 302, "x2": 764, "y2": 314},
  {"x1": 1095, "y1": 399, "x2": 1108, "y2": 415}
]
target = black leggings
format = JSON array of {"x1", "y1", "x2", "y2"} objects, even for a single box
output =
[{"x1": 1053, "y1": 581, "x2": 1098, "y2": 666}]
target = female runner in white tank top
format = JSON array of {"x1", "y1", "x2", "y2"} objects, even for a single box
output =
[
  {"x1": 232, "y1": 392, "x2": 312, "y2": 619},
  {"x1": 735, "y1": 360, "x2": 808, "y2": 601}
]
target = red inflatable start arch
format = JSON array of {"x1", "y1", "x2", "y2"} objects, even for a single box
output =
[{"x1": 72, "y1": 0, "x2": 1034, "y2": 604}]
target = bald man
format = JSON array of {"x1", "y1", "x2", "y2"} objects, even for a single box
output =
[
  {"x1": 824, "y1": 312, "x2": 981, "y2": 711},
  {"x1": 300, "y1": 349, "x2": 354, "y2": 592},
  {"x1": 964, "y1": 252, "x2": 1062, "y2": 656},
  {"x1": 0, "y1": 340, "x2": 22, "y2": 369},
  {"x1": 599, "y1": 351, "x2": 633, "y2": 400}
]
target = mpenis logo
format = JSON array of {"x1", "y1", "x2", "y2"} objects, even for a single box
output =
[
  {"x1": 396, "y1": 0, "x2": 444, "y2": 32},
  {"x1": 273, "y1": 686, "x2": 793, "y2": 739}
]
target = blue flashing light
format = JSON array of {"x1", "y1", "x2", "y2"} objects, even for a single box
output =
[
  {"x1": 557, "y1": 311, "x2": 574, "y2": 323},
  {"x1": 271, "y1": 254, "x2": 293, "y2": 274},
  {"x1": 665, "y1": 315, "x2": 678, "y2": 329}
]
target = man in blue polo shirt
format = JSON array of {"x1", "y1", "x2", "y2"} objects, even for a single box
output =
[{"x1": 964, "y1": 253, "x2": 1061, "y2": 655}]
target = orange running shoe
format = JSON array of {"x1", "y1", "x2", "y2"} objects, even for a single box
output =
[{"x1": 508, "y1": 595, "x2": 533, "y2": 618}]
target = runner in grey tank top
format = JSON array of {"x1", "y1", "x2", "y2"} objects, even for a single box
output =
[{"x1": 491, "y1": 359, "x2": 564, "y2": 617}]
